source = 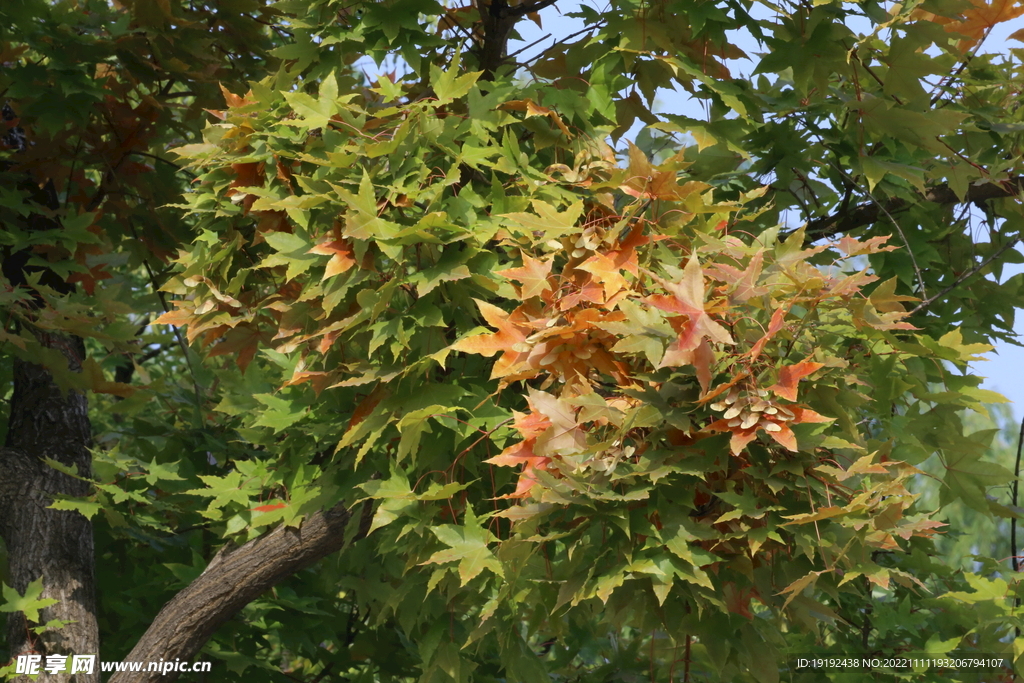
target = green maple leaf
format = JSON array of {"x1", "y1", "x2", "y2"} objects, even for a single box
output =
[
  {"x1": 143, "y1": 458, "x2": 184, "y2": 485},
  {"x1": 423, "y1": 507, "x2": 504, "y2": 585},
  {"x1": 0, "y1": 579, "x2": 59, "y2": 623}
]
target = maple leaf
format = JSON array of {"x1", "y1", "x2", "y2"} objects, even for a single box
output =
[
  {"x1": 346, "y1": 383, "x2": 389, "y2": 431},
  {"x1": 485, "y1": 438, "x2": 551, "y2": 499},
  {"x1": 485, "y1": 390, "x2": 586, "y2": 498},
  {"x1": 452, "y1": 300, "x2": 529, "y2": 378},
  {"x1": 220, "y1": 83, "x2": 255, "y2": 109},
  {"x1": 207, "y1": 324, "x2": 273, "y2": 373},
  {"x1": 309, "y1": 237, "x2": 356, "y2": 280},
  {"x1": 748, "y1": 306, "x2": 786, "y2": 360},
  {"x1": 604, "y1": 223, "x2": 647, "y2": 277},
  {"x1": 498, "y1": 98, "x2": 573, "y2": 137},
  {"x1": 706, "y1": 250, "x2": 767, "y2": 303},
  {"x1": 703, "y1": 420, "x2": 760, "y2": 455},
  {"x1": 694, "y1": 339, "x2": 714, "y2": 395},
  {"x1": 835, "y1": 235, "x2": 898, "y2": 257},
  {"x1": 153, "y1": 303, "x2": 196, "y2": 327},
  {"x1": 81, "y1": 358, "x2": 136, "y2": 398},
  {"x1": 723, "y1": 582, "x2": 760, "y2": 620},
  {"x1": 915, "y1": 0, "x2": 1024, "y2": 50},
  {"x1": 227, "y1": 161, "x2": 265, "y2": 213},
  {"x1": 496, "y1": 253, "x2": 554, "y2": 299},
  {"x1": 621, "y1": 142, "x2": 708, "y2": 201},
  {"x1": 576, "y1": 252, "x2": 630, "y2": 305},
  {"x1": 282, "y1": 370, "x2": 335, "y2": 396},
  {"x1": 851, "y1": 279, "x2": 919, "y2": 331},
  {"x1": 769, "y1": 361, "x2": 825, "y2": 401},
  {"x1": 528, "y1": 388, "x2": 587, "y2": 456},
  {"x1": 252, "y1": 501, "x2": 288, "y2": 513},
  {"x1": 646, "y1": 256, "x2": 734, "y2": 367},
  {"x1": 485, "y1": 409, "x2": 553, "y2": 499},
  {"x1": 869, "y1": 277, "x2": 917, "y2": 313}
]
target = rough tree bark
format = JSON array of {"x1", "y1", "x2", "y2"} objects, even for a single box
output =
[{"x1": 0, "y1": 333, "x2": 99, "y2": 683}]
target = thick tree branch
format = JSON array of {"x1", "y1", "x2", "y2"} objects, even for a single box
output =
[
  {"x1": 804, "y1": 175, "x2": 1024, "y2": 241},
  {"x1": 107, "y1": 500, "x2": 373, "y2": 683},
  {"x1": 474, "y1": 0, "x2": 558, "y2": 78}
]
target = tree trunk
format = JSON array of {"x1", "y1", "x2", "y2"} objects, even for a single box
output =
[{"x1": 0, "y1": 332, "x2": 98, "y2": 683}]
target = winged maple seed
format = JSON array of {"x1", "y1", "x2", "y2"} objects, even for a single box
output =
[{"x1": 707, "y1": 386, "x2": 833, "y2": 455}]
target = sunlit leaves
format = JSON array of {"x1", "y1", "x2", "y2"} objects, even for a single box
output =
[{"x1": 15, "y1": 0, "x2": 1022, "y2": 678}]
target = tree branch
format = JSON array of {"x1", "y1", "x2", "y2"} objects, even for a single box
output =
[
  {"x1": 803, "y1": 176, "x2": 1024, "y2": 242},
  {"x1": 507, "y1": 0, "x2": 557, "y2": 17},
  {"x1": 108, "y1": 500, "x2": 374, "y2": 683}
]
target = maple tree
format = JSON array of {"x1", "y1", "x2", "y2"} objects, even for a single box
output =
[{"x1": 3, "y1": 0, "x2": 1024, "y2": 681}]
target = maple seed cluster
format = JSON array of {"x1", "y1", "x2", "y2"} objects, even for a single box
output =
[
  {"x1": 710, "y1": 387, "x2": 795, "y2": 433},
  {"x1": 708, "y1": 386, "x2": 809, "y2": 455}
]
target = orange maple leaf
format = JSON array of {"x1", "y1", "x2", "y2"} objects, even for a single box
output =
[
  {"x1": 749, "y1": 306, "x2": 786, "y2": 360},
  {"x1": 496, "y1": 253, "x2": 554, "y2": 300},
  {"x1": 705, "y1": 250, "x2": 767, "y2": 303},
  {"x1": 769, "y1": 361, "x2": 825, "y2": 401},
  {"x1": 348, "y1": 383, "x2": 389, "y2": 429},
  {"x1": 486, "y1": 390, "x2": 588, "y2": 498},
  {"x1": 207, "y1": 324, "x2": 272, "y2": 373},
  {"x1": 153, "y1": 304, "x2": 195, "y2": 327},
  {"x1": 309, "y1": 238, "x2": 356, "y2": 280},
  {"x1": 577, "y1": 252, "x2": 630, "y2": 305},
  {"x1": 485, "y1": 438, "x2": 551, "y2": 499},
  {"x1": 915, "y1": 0, "x2": 1024, "y2": 50},
  {"x1": 219, "y1": 83, "x2": 255, "y2": 109},
  {"x1": 835, "y1": 235, "x2": 898, "y2": 257},
  {"x1": 485, "y1": 406, "x2": 555, "y2": 499},
  {"x1": 452, "y1": 300, "x2": 529, "y2": 378},
  {"x1": 646, "y1": 256, "x2": 734, "y2": 367},
  {"x1": 621, "y1": 143, "x2": 708, "y2": 201}
]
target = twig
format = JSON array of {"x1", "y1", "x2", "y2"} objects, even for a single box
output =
[
  {"x1": 505, "y1": 32, "x2": 551, "y2": 60},
  {"x1": 909, "y1": 237, "x2": 1021, "y2": 315},
  {"x1": 130, "y1": 150, "x2": 198, "y2": 179},
  {"x1": 518, "y1": 22, "x2": 605, "y2": 68}
]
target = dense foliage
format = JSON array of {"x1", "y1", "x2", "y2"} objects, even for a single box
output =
[{"x1": 4, "y1": 0, "x2": 1024, "y2": 681}]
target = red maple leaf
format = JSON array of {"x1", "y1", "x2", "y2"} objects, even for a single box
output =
[{"x1": 252, "y1": 502, "x2": 287, "y2": 513}]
